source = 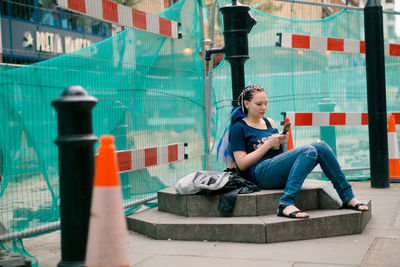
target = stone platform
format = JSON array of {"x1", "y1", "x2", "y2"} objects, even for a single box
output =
[{"x1": 127, "y1": 180, "x2": 371, "y2": 243}]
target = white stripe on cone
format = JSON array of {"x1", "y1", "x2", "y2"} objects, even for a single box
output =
[
  {"x1": 85, "y1": 187, "x2": 130, "y2": 266},
  {"x1": 388, "y1": 132, "x2": 400, "y2": 160}
]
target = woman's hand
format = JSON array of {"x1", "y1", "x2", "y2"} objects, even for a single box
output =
[
  {"x1": 279, "y1": 133, "x2": 289, "y2": 144},
  {"x1": 268, "y1": 134, "x2": 286, "y2": 147},
  {"x1": 233, "y1": 133, "x2": 286, "y2": 171}
]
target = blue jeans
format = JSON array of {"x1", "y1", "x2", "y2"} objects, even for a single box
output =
[{"x1": 254, "y1": 141, "x2": 354, "y2": 207}]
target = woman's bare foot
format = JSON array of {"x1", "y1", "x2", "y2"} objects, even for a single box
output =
[
  {"x1": 344, "y1": 198, "x2": 369, "y2": 211},
  {"x1": 277, "y1": 205, "x2": 309, "y2": 218}
]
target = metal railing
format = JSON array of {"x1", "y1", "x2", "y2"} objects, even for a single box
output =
[{"x1": 275, "y1": 0, "x2": 400, "y2": 15}]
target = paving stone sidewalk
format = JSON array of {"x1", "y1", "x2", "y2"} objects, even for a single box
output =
[{"x1": 23, "y1": 181, "x2": 400, "y2": 267}]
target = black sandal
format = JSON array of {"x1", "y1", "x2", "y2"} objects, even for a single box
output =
[
  {"x1": 342, "y1": 202, "x2": 369, "y2": 211},
  {"x1": 277, "y1": 205, "x2": 309, "y2": 219}
]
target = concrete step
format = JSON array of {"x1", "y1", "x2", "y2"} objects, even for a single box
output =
[
  {"x1": 158, "y1": 179, "x2": 342, "y2": 217},
  {"x1": 127, "y1": 200, "x2": 371, "y2": 243}
]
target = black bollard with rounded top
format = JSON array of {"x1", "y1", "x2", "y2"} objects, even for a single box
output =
[
  {"x1": 364, "y1": 0, "x2": 390, "y2": 188},
  {"x1": 51, "y1": 86, "x2": 98, "y2": 267}
]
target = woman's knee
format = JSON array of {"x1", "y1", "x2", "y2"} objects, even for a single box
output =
[
  {"x1": 310, "y1": 140, "x2": 334, "y2": 154},
  {"x1": 300, "y1": 145, "x2": 318, "y2": 160}
]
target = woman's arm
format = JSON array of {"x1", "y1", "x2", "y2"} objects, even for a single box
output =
[{"x1": 233, "y1": 133, "x2": 283, "y2": 171}]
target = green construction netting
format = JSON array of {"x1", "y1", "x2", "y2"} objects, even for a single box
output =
[
  {"x1": 211, "y1": 0, "x2": 400, "y2": 181},
  {"x1": 0, "y1": 0, "x2": 206, "y2": 262},
  {"x1": 0, "y1": 0, "x2": 400, "y2": 264}
]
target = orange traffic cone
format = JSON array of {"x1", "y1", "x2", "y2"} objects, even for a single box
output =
[
  {"x1": 284, "y1": 117, "x2": 294, "y2": 151},
  {"x1": 85, "y1": 135, "x2": 130, "y2": 267},
  {"x1": 388, "y1": 115, "x2": 400, "y2": 182}
]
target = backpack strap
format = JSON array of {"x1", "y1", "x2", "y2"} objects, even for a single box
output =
[{"x1": 263, "y1": 118, "x2": 272, "y2": 129}]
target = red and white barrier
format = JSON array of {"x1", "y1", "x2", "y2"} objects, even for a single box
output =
[
  {"x1": 57, "y1": 0, "x2": 180, "y2": 38},
  {"x1": 388, "y1": 115, "x2": 400, "y2": 181},
  {"x1": 285, "y1": 112, "x2": 400, "y2": 126},
  {"x1": 111, "y1": 143, "x2": 186, "y2": 173},
  {"x1": 276, "y1": 33, "x2": 400, "y2": 57}
]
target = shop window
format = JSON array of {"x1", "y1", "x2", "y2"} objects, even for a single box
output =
[
  {"x1": 0, "y1": 0, "x2": 9, "y2": 16},
  {"x1": 60, "y1": 12, "x2": 69, "y2": 29},
  {"x1": 3, "y1": 56, "x2": 38, "y2": 65},
  {"x1": 59, "y1": 10, "x2": 84, "y2": 32},
  {"x1": 40, "y1": 10, "x2": 60, "y2": 27},
  {"x1": 38, "y1": 0, "x2": 59, "y2": 27},
  {"x1": 10, "y1": 0, "x2": 34, "y2": 21}
]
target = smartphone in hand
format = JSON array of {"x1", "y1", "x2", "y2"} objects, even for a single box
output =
[{"x1": 282, "y1": 123, "x2": 291, "y2": 135}]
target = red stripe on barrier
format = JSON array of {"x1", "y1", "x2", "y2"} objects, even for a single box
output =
[
  {"x1": 285, "y1": 112, "x2": 400, "y2": 126},
  {"x1": 392, "y1": 112, "x2": 400, "y2": 124},
  {"x1": 292, "y1": 34, "x2": 310, "y2": 49},
  {"x1": 360, "y1": 41, "x2": 365, "y2": 54},
  {"x1": 361, "y1": 113, "x2": 368, "y2": 125},
  {"x1": 295, "y1": 113, "x2": 313, "y2": 126},
  {"x1": 327, "y1": 38, "x2": 344, "y2": 52},
  {"x1": 168, "y1": 144, "x2": 178, "y2": 162},
  {"x1": 132, "y1": 9, "x2": 146, "y2": 30},
  {"x1": 390, "y1": 44, "x2": 400, "y2": 57},
  {"x1": 103, "y1": 0, "x2": 119, "y2": 23},
  {"x1": 144, "y1": 147, "x2": 157, "y2": 167},
  {"x1": 330, "y1": 113, "x2": 346, "y2": 125},
  {"x1": 116, "y1": 151, "x2": 132, "y2": 172},
  {"x1": 68, "y1": 0, "x2": 86, "y2": 13},
  {"x1": 159, "y1": 17, "x2": 172, "y2": 37}
]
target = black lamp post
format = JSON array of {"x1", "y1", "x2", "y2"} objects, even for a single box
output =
[{"x1": 206, "y1": 0, "x2": 257, "y2": 106}]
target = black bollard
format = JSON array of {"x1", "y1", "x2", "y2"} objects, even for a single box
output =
[
  {"x1": 206, "y1": 0, "x2": 257, "y2": 106},
  {"x1": 364, "y1": 0, "x2": 390, "y2": 188},
  {"x1": 51, "y1": 86, "x2": 98, "y2": 267}
]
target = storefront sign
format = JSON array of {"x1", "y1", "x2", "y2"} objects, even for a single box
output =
[{"x1": 1, "y1": 18, "x2": 106, "y2": 60}]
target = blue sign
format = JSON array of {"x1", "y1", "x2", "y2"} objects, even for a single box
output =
[{"x1": 1, "y1": 18, "x2": 107, "y2": 61}]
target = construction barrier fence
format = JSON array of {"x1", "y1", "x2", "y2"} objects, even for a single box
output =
[
  {"x1": 0, "y1": 0, "x2": 399, "y2": 265},
  {"x1": 0, "y1": 0, "x2": 205, "y2": 263},
  {"x1": 211, "y1": 0, "x2": 400, "y2": 181}
]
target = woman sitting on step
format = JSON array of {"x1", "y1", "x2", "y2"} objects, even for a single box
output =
[{"x1": 224, "y1": 85, "x2": 368, "y2": 219}]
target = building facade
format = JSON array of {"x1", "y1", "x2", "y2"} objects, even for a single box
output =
[{"x1": 0, "y1": 0, "x2": 180, "y2": 66}]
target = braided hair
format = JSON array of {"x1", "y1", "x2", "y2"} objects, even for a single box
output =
[{"x1": 231, "y1": 85, "x2": 265, "y2": 125}]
